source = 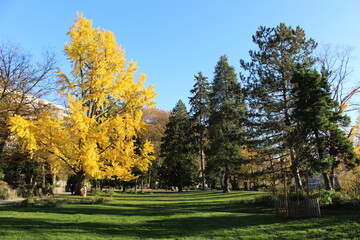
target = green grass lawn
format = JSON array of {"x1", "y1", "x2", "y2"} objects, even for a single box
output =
[{"x1": 0, "y1": 190, "x2": 359, "y2": 239}]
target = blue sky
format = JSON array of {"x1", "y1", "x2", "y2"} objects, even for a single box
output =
[{"x1": 1, "y1": 0, "x2": 359, "y2": 113}]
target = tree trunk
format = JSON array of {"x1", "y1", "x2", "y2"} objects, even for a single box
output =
[
  {"x1": 244, "y1": 180, "x2": 249, "y2": 191},
  {"x1": 282, "y1": 74, "x2": 303, "y2": 191},
  {"x1": 306, "y1": 168, "x2": 310, "y2": 199},
  {"x1": 178, "y1": 185, "x2": 183, "y2": 192},
  {"x1": 75, "y1": 171, "x2": 86, "y2": 196},
  {"x1": 330, "y1": 167, "x2": 335, "y2": 189},
  {"x1": 42, "y1": 163, "x2": 46, "y2": 186},
  {"x1": 148, "y1": 168, "x2": 151, "y2": 189},
  {"x1": 282, "y1": 159, "x2": 288, "y2": 200},
  {"x1": 200, "y1": 139, "x2": 206, "y2": 191},
  {"x1": 51, "y1": 173, "x2": 56, "y2": 185},
  {"x1": 322, "y1": 172, "x2": 333, "y2": 190},
  {"x1": 291, "y1": 151, "x2": 303, "y2": 190},
  {"x1": 0, "y1": 138, "x2": 6, "y2": 156},
  {"x1": 0, "y1": 130, "x2": 10, "y2": 156},
  {"x1": 314, "y1": 129, "x2": 333, "y2": 191},
  {"x1": 223, "y1": 168, "x2": 230, "y2": 193},
  {"x1": 231, "y1": 176, "x2": 240, "y2": 190}
]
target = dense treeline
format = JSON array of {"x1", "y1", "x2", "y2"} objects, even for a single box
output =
[
  {"x1": 160, "y1": 23, "x2": 360, "y2": 195},
  {"x1": 1, "y1": 17, "x2": 359, "y2": 199}
]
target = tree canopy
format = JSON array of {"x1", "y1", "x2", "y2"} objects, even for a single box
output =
[
  {"x1": 9, "y1": 13, "x2": 157, "y2": 195},
  {"x1": 207, "y1": 56, "x2": 246, "y2": 193},
  {"x1": 160, "y1": 100, "x2": 198, "y2": 192},
  {"x1": 240, "y1": 23, "x2": 318, "y2": 189}
]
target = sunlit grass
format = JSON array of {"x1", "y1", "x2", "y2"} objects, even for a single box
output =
[{"x1": 0, "y1": 190, "x2": 359, "y2": 239}]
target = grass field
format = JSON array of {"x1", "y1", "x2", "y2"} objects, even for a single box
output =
[{"x1": 0, "y1": 190, "x2": 359, "y2": 239}]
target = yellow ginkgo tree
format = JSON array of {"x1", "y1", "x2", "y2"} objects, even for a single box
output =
[{"x1": 9, "y1": 13, "x2": 157, "y2": 195}]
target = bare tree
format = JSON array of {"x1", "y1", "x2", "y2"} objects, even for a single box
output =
[
  {"x1": 316, "y1": 44, "x2": 360, "y2": 113},
  {"x1": 0, "y1": 40, "x2": 56, "y2": 154}
]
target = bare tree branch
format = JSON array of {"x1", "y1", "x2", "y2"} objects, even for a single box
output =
[
  {"x1": 316, "y1": 44, "x2": 359, "y2": 113},
  {"x1": 0, "y1": 40, "x2": 57, "y2": 154}
]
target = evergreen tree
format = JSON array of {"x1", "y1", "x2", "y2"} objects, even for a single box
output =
[
  {"x1": 189, "y1": 72, "x2": 211, "y2": 191},
  {"x1": 160, "y1": 100, "x2": 198, "y2": 192},
  {"x1": 207, "y1": 56, "x2": 246, "y2": 193},
  {"x1": 240, "y1": 23, "x2": 317, "y2": 189},
  {"x1": 291, "y1": 66, "x2": 358, "y2": 190}
]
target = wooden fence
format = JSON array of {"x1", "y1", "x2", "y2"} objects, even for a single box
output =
[{"x1": 275, "y1": 199, "x2": 321, "y2": 218}]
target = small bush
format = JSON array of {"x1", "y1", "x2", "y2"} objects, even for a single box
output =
[
  {"x1": 314, "y1": 189, "x2": 335, "y2": 206},
  {"x1": 331, "y1": 192, "x2": 345, "y2": 207},
  {"x1": 64, "y1": 196, "x2": 109, "y2": 205},
  {"x1": 18, "y1": 197, "x2": 36, "y2": 207},
  {"x1": 80, "y1": 197, "x2": 107, "y2": 204},
  {"x1": 91, "y1": 197, "x2": 106, "y2": 204},
  {"x1": 288, "y1": 191, "x2": 308, "y2": 201},
  {"x1": 16, "y1": 185, "x2": 42, "y2": 198},
  {"x1": 253, "y1": 195, "x2": 277, "y2": 207},
  {"x1": 91, "y1": 189, "x2": 103, "y2": 197},
  {"x1": 343, "y1": 199, "x2": 360, "y2": 208},
  {"x1": 0, "y1": 184, "x2": 19, "y2": 200},
  {"x1": 17, "y1": 197, "x2": 64, "y2": 208},
  {"x1": 338, "y1": 168, "x2": 360, "y2": 199},
  {"x1": 42, "y1": 199, "x2": 64, "y2": 208},
  {"x1": 104, "y1": 189, "x2": 114, "y2": 198},
  {"x1": 0, "y1": 180, "x2": 8, "y2": 185}
]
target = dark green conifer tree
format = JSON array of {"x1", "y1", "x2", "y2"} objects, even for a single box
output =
[
  {"x1": 207, "y1": 56, "x2": 246, "y2": 193},
  {"x1": 160, "y1": 100, "x2": 198, "y2": 192},
  {"x1": 189, "y1": 72, "x2": 211, "y2": 191},
  {"x1": 240, "y1": 23, "x2": 317, "y2": 189},
  {"x1": 291, "y1": 66, "x2": 358, "y2": 190}
]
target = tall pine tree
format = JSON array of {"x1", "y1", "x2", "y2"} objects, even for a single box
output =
[
  {"x1": 240, "y1": 23, "x2": 317, "y2": 189},
  {"x1": 291, "y1": 66, "x2": 358, "y2": 190},
  {"x1": 160, "y1": 100, "x2": 198, "y2": 192},
  {"x1": 189, "y1": 72, "x2": 210, "y2": 191},
  {"x1": 207, "y1": 56, "x2": 246, "y2": 193}
]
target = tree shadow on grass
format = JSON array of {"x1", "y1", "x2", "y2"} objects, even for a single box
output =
[
  {"x1": 0, "y1": 204, "x2": 186, "y2": 217},
  {"x1": 110, "y1": 191, "x2": 270, "y2": 213},
  {"x1": 106, "y1": 193, "x2": 273, "y2": 214},
  {"x1": 1, "y1": 213, "x2": 357, "y2": 239},
  {"x1": 1, "y1": 204, "x2": 358, "y2": 239},
  {"x1": 117, "y1": 191, "x2": 262, "y2": 201},
  {"x1": 0, "y1": 213, "x2": 277, "y2": 239},
  {"x1": 107, "y1": 201, "x2": 273, "y2": 214},
  {"x1": 0, "y1": 196, "x2": 272, "y2": 218}
]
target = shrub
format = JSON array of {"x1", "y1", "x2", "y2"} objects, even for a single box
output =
[
  {"x1": 331, "y1": 192, "x2": 345, "y2": 207},
  {"x1": 338, "y1": 167, "x2": 360, "y2": 199},
  {"x1": 18, "y1": 197, "x2": 36, "y2": 207},
  {"x1": 17, "y1": 197, "x2": 64, "y2": 208},
  {"x1": 81, "y1": 197, "x2": 107, "y2": 204},
  {"x1": 314, "y1": 189, "x2": 335, "y2": 206},
  {"x1": 0, "y1": 184, "x2": 19, "y2": 200},
  {"x1": 288, "y1": 191, "x2": 308, "y2": 201},
  {"x1": 104, "y1": 189, "x2": 114, "y2": 198},
  {"x1": 90, "y1": 197, "x2": 106, "y2": 204},
  {"x1": 253, "y1": 194, "x2": 277, "y2": 207},
  {"x1": 42, "y1": 199, "x2": 64, "y2": 208},
  {"x1": 0, "y1": 180, "x2": 8, "y2": 185},
  {"x1": 63, "y1": 196, "x2": 109, "y2": 205},
  {"x1": 16, "y1": 185, "x2": 41, "y2": 198},
  {"x1": 343, "y1": 199, "x2": 360, "y2": 208},
  {"x1": 91, "y1": 189, "x2": 103, "y2": 197}
]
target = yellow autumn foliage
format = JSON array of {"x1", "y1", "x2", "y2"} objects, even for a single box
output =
[{"x1": 9, "y1": 13, "x2": 156, "y2": 183}]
